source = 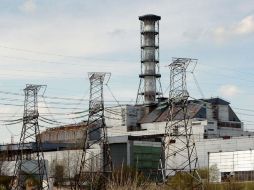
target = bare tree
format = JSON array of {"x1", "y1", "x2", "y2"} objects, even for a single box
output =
[
  {"x1": 0, "y1": 158, "x2": 12, "y2": 190},
  {"x1": 0, "y1": 152, "x2": 10, "y2": 176}
]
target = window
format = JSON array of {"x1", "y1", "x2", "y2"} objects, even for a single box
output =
[{"x1": 192, "y1": 122, "x2": 201, "y2": 125}]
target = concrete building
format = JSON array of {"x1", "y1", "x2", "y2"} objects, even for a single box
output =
[
  {"x1": 106, "y1": 97, "x2": 250, "y2": 138},
  {"x1": 104, "y1": 97, "x2": 254, "y2": 178},
  {"x1": 2, "y1": 96, "x2": 253, "y2": 182},
  {"x1": 209, "y1": 149, "x2": 254, "y2": 182},
  {"x1": 0, "y1": 135, "x2": 161, "y2": 180}
]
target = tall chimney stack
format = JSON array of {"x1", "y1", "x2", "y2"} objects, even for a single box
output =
[{"x1": 136, "y1": 14, "x2": 162, "y2": 105}]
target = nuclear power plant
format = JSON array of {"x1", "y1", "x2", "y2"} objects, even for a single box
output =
[{"x1": 1, "y1": 14, "x2": 254, "y2": 189}]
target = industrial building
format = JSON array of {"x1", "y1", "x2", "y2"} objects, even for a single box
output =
[
  {"x1": 104, "y1": 97, "x2": 254, "y2": 179},
  {"x1": 1, "y1": 14, "x2": 254, "y2": 185},
  {"x1": 2, "y1": 96, "x2": 254, "y2": 182},
  {"x1": 39, "y1": 122, "x2": 86, "y2": 145}
]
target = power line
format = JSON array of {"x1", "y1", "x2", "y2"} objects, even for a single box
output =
[
  {"x1": 3, "y1": 120, "x2": 23, "y2": 126},
  {"x1": 0, "y1": 44, "x2": 135, "y2": 63},
  {"x1": 233, "y1": 107, "x2": 254, "y2": 113},
  {"x1": 105, "y1": 84, "x2": 121, "y2": 107},
  {"x1": 0, "y1": 118, "x2": 23, "y2": 122},
  {"x1": 40, "y1": 116, "x2": 65, "y2": 124},
  {"x1": 200, "y1": 69, "x2": 254, "y2": 84},
  {"x1": 0, "y1": 97, "x2": 23, "y2": 102},
  {"x1": 105, "y1": 108, "x2": 122, "y2": 116},
  {"x1": 191, "y1": 72, "x2": 205, "y2": 99},
  {"x1": 3, "y1": 89, "x2": 254, "y2": 117},
  {"x1": 0, "y1": 90, "x2": 133, "y2": 103},
  {"x1": 0, "y1": 90, "x2": 22, "y2": 96},
  {"x1": 39, "y1": 118, "x2": 68, "y2": 126},
  {"x1": 0, "y1": 101, "x2": 88, "y2": 110},
  {"x1": 236, "y1": 112, "x2": 254, "y2": 117},
  {"x1": 199, "y1": 64, "x2": 254, "y2": 78}
]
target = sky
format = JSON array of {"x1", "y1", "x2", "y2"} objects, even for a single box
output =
[{"x1": 0, "y1": 0, "x2": 254, "y2": 143}]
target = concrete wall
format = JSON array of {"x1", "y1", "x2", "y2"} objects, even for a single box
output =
[
  {"x1": 105, "y1": 105, "x2": 142, "y2": 135},
  {"x1": 209, "y1": 150, "x2": 254, "y2": 173},
  {"x1": 206, "y1": 103, "x2": 214, "y2": 121},
  {"x1": 140, "y1": 119, "x2": 249, "y2": 140},
  {"x1": 209, "y1": 150, "x2": 254, "y2": 182},
  {"x1": 167, "y1": 136, "x2": 254, "y2": 173},
  {"x1": 219, "y1": 127, "x2": 244, "y2": 137},
  {"x1": 218, "y1": 105, "x2": 229, "y2": 121},
  {"x1": 39, "y1": 127, "x2": 84, "y2": 144},
  {"x1": 140, "y1": 122, "x2": 166, "y2": 133},
  {"x1": 43, "y1": 146, "x2": 101, "y2": 178},
  {"x1": 105, "y1": 106, "x2": 124, "y2": 128},
  {"x1": 141, "y1": 119, "x2": 206, "y2": 136},
  {"x1": 204, "y1": 121, "x2": 218, "y2": 137},
  {"x1": 198, "y1": 136, "x2": 254, "y2": 168}
]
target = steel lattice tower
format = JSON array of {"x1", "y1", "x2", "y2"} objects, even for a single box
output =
[
  {"x1": 11, "y1": 84, "x2": 49, "y2": 190},
  {"x1": 161, "y1": 58, "x2": 202, "y2": 189},
  {"x1": 136, "y1": 14, "x2": 163, "y2": 105},
  {"x1": 75, "y1": 72, "x2": 112, "y2": 189}
]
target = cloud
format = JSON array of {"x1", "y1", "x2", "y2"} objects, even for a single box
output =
[
  {"x1": 19, "y1": 0, "x2": 37, "y2": 14},
  {"x1": 0, "y1": 15, "x2": 139, "y2": 80},
  {"x1": 218, "y1": 84, "x2": 241, "y2": 97},
  {"x1": 214, "y1": 15, "x2": 254, "y2": 42},
  {"x1": 107, "y1": 29, "x2": 126, "y2": 37},
  {"x1": 234, "y1": 15, "x2": 254, "y2": 34},
  {"x1": 182, "y1": 28, "x2": 205, "y2": 41}
]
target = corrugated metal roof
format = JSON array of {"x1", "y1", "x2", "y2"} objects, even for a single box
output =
[
  {"x1": 201, "y1": 97, "x2": 230, "y2": 105},
  {"x1": 42, "y1": 122, "x2": 87, "y2": 133},
  {"x1": 140, "y1": 101, "x2": 204, "y2": 123},
  {"x1": 139, "y1": 104, "x2": 167, "y2": 123}
]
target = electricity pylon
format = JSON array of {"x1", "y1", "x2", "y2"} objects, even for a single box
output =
[
  {"x1": 75, "y1": 72, "x2": 112, "y2": 189},
  {"x1": 161, "y1": 58, "x2": 202, "y2": 189},
  {"x1": 11, "y1": 84, "x2": 49, "y2": 190}
]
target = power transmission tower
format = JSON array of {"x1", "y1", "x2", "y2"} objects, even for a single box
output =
[
  {"x1": 11, "y1": 84, "x2": 49, "y2": 190},
  {"x1": 161, "y1": 58, "x2": 202, "y2": 189},
  {"x1": 75, "y1": 72, "x2": 112, "y2": 189}
]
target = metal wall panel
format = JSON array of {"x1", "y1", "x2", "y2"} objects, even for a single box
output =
[
  {"x1": 209, "y1": 150, "x2": 254, "y2": 182},
  {"x1": 110, "y1": 143, "x2": 127, "y2": 169}
]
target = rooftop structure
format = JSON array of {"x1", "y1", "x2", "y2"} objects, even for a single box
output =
[
  {"x1": 39, "y1": 122, "x2": 86, "y2": 144},
  {"x1": 105, "y1": 97, "x2": 248, "y2": 139}
]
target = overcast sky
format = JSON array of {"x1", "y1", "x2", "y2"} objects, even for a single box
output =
[{"x1": 0, "y1": 0, "x2": 254, "y2": 143}]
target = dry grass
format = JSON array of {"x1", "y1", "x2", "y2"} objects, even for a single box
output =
[
  {"x1": 106, "y1": 181, "x2": 167, "y2": 190},
  {"x1": 105, "y1": 166, "x2": 169, "y2": 190},
  {"x1": 106, "y1": 182, "x2": 254, "y2": 190}
]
